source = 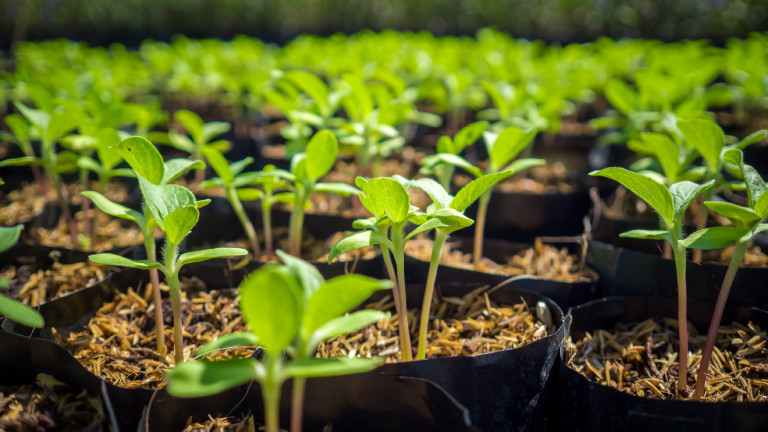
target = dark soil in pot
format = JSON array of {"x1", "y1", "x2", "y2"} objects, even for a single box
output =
[
  {"x1": 558, "y1": 296, "x2": 768, "y2": 432},
  {"x1": 404, "y1": 236, "x2": 598, "y2": 311}
]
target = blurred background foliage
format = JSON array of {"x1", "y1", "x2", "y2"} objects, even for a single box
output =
[{"x1": 2, "y1": 0, "x2": 766, "y2": 48}]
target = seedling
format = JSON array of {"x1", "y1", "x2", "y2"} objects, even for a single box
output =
[
  {"x1": 0, "y1": 224, "x2": 44, "y2": 328},
  {"x1": 166, "y1": 253, "x2": 389, "y2": 432},
  {"x1": 420, "y1": 121, "x2": 488, "y2": 190},
  {"x1": 87, "y1": 136, "x2": 247, "y2": 363},
  {"x1": 680, "y1": 149, "x2": 768, "y2": 398},
  {"x1": 199, "y1": 147, "x2": 262, "y2": 258},
  {"x1": 590, "y1": 167, "x2": 714, "y2": 392},
  {"x1": 166, "y1": 109, "x2": 231, "y2": 187},
  {"x1": 420, "y1": 124, "x2": 544, "y2": 267}
]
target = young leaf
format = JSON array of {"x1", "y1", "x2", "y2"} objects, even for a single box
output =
[
  {"x1": 303, "y1": 275, "x2": 391, "y2": 335},
  {"x1": 723, "y1": 149, "x2": 767, "y2": 207},
  {"x1": 195, "y1": 332, "x2": 260, "y2": 357},
  {"x1": 404, "y1": 177, "x2": 453, "y2": 209},
  {"x1": 137, "y1": 176, "x2": 197, "y2": 231},
  {"x1": 604, "y1": 79, "x2": 637, "y2": 115},
  {"x1": 89, "y1": 253, "x2": 163, "y2": 270},
  {"x1": 177, "y1": 248, "x2": 248, "y2": 267},
  {"x1": 307, "y1": 310, "x2": 388, "y2": 348},
  {"x1": 81, "y1": 191, "x2": 143, "y2": 225},
  {"x1": 328, "y1": 231, "x2": 389, "y2": 263},
  {"x1": 619, "y1": 229, "x2": 672, "y2": 242},
  {"x1": 404, "y1": 217, "x2": 452, "y2": 241},
  {"x1": 669, "y1": 180, "x2": 715, "y2": 221},
  {"x1": 314, "y1": 182, "x2": 360, "y2": 196},
  {"x1": 678, "y1": 118, "x2": 724, "y2": 172},
  {"x1": 678, "y1": 226, "x2": 750, "y2": 250},
  {"x1": 284, "y1": 357, "x2": 383, "y2": 379},
  {"x1": 705, "y1": 201, "x2": 763, "y2": 228},
  {"x1": 450, "y1": 167, "x2": 534, "y2": 212},
  {"x1": 0, "y1": 295, "x2": 44, "y2": 328},
  {"x1": 305, "y1": 130, "x2": 338, "y2": 181},
  {"x1": 162, "y1": 159, "x2": 206, "y2": 184},
  {"x1": 488, "y1": 126, "x2": 537, "y2": 170},
  {"x1": 453, "y1": 121, "x2": 489, "y2": 152},
  {"x1": 203, "y1": 147, "x2": 234, "y2": 184},
  {"x1": 590, "y1": 167, "x2": 674, "y2": 226},
  {"x1": 166, "y1": 359, "x2": 260, "y2": 398},
  {"x1": 365, "y1": 178, "x2": 410, "y2": 223},
  {"x1": 115, "y1": 136, "x2": 165, "y2": 184},
  {"x1": 163, "y1": 206, "x2": 200, "y2": 245},
  {"x1": 175, "y1": 110, "x2": 204, "y2": 142},
  {"x1": 0, "y1": 225, "x2": 23, "y2": 253},
  {"x1": 239, "y1": 267, "x2": 302, "y2": 352},
  {"x1": 276, "y1": 250, "x2": 325, "y2": 298}
]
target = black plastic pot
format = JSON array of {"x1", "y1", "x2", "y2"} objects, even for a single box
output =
[
  {"x1": 463, "y1": 188, "x2": 591, "y2": 243},
  {"x1": 377, "y1": 282, "x2": 566, "y2": 432},
  {"x1": 589, "y1": 240, "x2": 768, "y2": 310},
  {"x1": 557, "y1": 296, "x2": 768, "y2": 432},
  {"x1": 403, "y1": 236, "x2": 598, "y2": 311}
]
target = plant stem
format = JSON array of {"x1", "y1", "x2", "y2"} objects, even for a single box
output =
[
  {"x1": 144, "y1": 231, "x2": 165, "y2": 356},
  {"x1": 262, "y1": 353, "x2": 282, "y2": 432},
  {"x1": 290, "y1": 377, "x2": 306, "y2": 432},
  {"x1": 288, "y1": 186, "x2": 307, "y2": 257},
  {"x1": 80, "y1": 167, "x2": 94, "y2": 248},
  {"x1": 416, "y1": 230, "x2": 448, "y2": 360},
  {"x1": 57, "y1": 184, "x2": 80, "y2": 247},
  {"x1": 391, "y1": 223, "x2": 412, "y2": 361},
  {"x1": 380, "y1": 243, "x2": 407, "y2": 359},
  {"x1": 692, "y1": 193, "x2": 711, "y2": 263},
  {"x1": 693, "y1": 241, "x2": 748, "y2": 399},
  {"x1": 163, "y1": 241, "x2": 184, "y2": 364},
  {"x1": 473, "y1": 190, "x2": 491, "y2": 268},
  {"x1": 263, "y1": 198, "x2": 273, "y2": 256},
  {"x1": 227, "y1": 186, "x2": 260, "y2": 258},
  {"x1": 671, "y1": 240, "x2": 689, "y2": 392}
]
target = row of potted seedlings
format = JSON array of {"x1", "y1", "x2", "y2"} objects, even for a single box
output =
[{"x1": 2, "y1": 41, "x2": 768, "y2": 431}]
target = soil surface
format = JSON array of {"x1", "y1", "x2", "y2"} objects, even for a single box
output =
[
  {"x1": 1, "y1": 261, "x2": 106, "y2": 307},
  {"x1": 566, "y1": 318, "x2": 768, "y2": 401}
]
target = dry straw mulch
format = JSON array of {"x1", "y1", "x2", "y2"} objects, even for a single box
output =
[
  {"x1": 566, "y1": 318, "x2": 768, "y2": 401},
  {"x1": 1, "y1": 261, "x2": 106, "y2": 307}
]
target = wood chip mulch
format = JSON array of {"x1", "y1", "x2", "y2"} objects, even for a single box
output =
[
  {"x1": 0, "y1": 373, "x2": 107, "y2": 431},
  {"x1": 1, "y1": 261, "x2": 106, "y2": 307},
  {"x1": 30, "y1": 210, "x2": 148, "y2": 252},
  {"x1": 405, "y1": 237, "x2": 595, "y2": 283},
  {"x1": 55, "y1": 280, "x2": 252, "y2": 389},
  {"x1": 566, "y1": 318, "x2": 768, "y2": 401}
]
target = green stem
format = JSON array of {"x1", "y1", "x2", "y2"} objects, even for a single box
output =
[
  {"x1": 289, "y1": 186, "x2": 307, "y2": 257},
  {"x1": 671, "y1": 239, "x2": 689, "y2": 392},
  {"x1": 144, "y1": 231, "x2": 165, "y2": 356},
  {"x1": 262, "y1": 352, "x2": 283, "y2": 432},
  {"x1": 80, "y1": 167, "x2": 94, "y2": 248},
  {"x1": 290, "y1": 377, "x2": 306, "y2": 432},
  {"x1": 391, "y1": 223, "x2": 412, "y2": 361},
  {"x1": 263, "y1": 198, "x2": 274, "y2": 256},
  {"x1": 473, "y1": 190, "x2": 491, "y2": 268},
  {"x1": 693, "y1": 240, "x2": 748, "y2": 399},
  {"x1": 380, "y1": 243, "x2": 407, "y2": 359},
  {"x1": 227, "y1": 186, "x2": 260, "y2": 258},
  {"x1": 163, "y1": 241, "x2": 183, "y2": 364},
  {"x1": 692, "y1": 190, "x2": 713, "y2": 263},
  {"x1": 417, "y1": 230, "x2": 448, "y2": 360}
]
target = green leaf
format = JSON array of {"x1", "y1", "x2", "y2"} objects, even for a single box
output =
[
  {"x1": 450, "y1": 162, "x2": 542, "y2": 212},
  {"x1": 284, "y1": 357, "x2": 384, "y2": 379},
  {"x1": 0, "y1": 156, "x2": 43, "y2": 167},
  {"x1": 735, "y1": 129, "x2": 767, "y2": 150},
  {"x1": 303, "y1": 275, "x2": 391, "y2": 335},
  {"x1": 404, "y1": 217, "x2": 451, "y2": 240},
  {"x1": 202, "y1": 147, "x2": 233, "y2": 184},
  {"x1": 452, "y1": 121, "x2": 489, "y2": 153},
  {"x1": 81, "y1": 191, "x2": 144, "y2": 226},
  {"x1": 161, "y1": 159, "x2": 206, "y2": 184},
  {"x1": 328, "y1": 231, "x2": 390, "y2": 264},
  {"x1": 365, "y1": 178, "x2": 410, "y2": 223},
  {"x1": 276, "y1": 250, "x2": 325, "y2": 299},
  {"x1": 679, "y1": 226, "x2": 750, "y2": 250},
  {"x1": 723, "y1": 148, "x2": 766, "y2": 208},
  {"x1": 755, "y1": 191, "x2": 768, "y2": 217},
  {"x1": 304, "y1": 130, "x2": 338, "y2": 181},
  {"x1": 89, "y1": 253, "x2": 163, "y2": 270},
  {"x1": 421, "y1": 153, "x2": 485, "y2": 178},
  {"x1": 314, "y1": 182, "x2": 360, "y2": 196},
  {"x1": 166, "y1": 359, "x2": 260, "y2": 398},
  {"x1": 76, "y1": 156, "x2": 103, "y2": 175},
  {"x1": 604, "y1": 79, "x2": 637, "y2": 115},
  {"x1": 175, "y1": 110, "x2": 204, "y2": 143},
  {"x1": 229, "y1": 158, "x2": 254, "y2": 177},
  {"x1": 0, "y1": 225, "x2": 23, "y2": 253},
  {"x1": 168, "y1": 132, "x2": 197, "y2": 154},
  {"x1": 488, "y1": 126, "x2": 537, "y2": 171},
  {"x1": 669, "y1": 180, "x2": 714, "y2": 222},
  {"x1": 405, "y1": 178, "x2": 453, "y2": 209},
  {"x1": 116, "y1": 136, "x2": 165, "y2": 184},
  {"x1": 177, "y1": 248, "x2": 247, "y2": 267},
  {"x1": 285, "y1": 70, "x2": 330, "y2": 115},
  {"x1": 638, "y1": 133, "x2": 681, "y2": 181},
  {"x1": 195, "y1": 332, "x2": 260, "y2": 357},
  {"x1": 201, "y1": 122, "x2": 231, "y2": 144},
  {"x1": 619, "y1": 229, "x2": 671, "y2": 241},
  {"x1": 678, "y1": 118, "x2": 724, "y2": 172},
  {"x1": 137, "y1": 176, "x2": 197, "y2": 232},
  {"x1": 590, "y1": 167, "x2": 674, "y2": 226},
  {"x1": 163, "y1": 206, "x2": 200, "y2": 245},
  {"x1": 705, "y1": 201, "x2": 763, "y2": 228},
  {"x1": 239, "y1": 266, "x2": 302, "y2": 352},
  {"x1": 96, "y1": 129, "x2": 123, "y2": 170},
  {"x1": 0, "y1": 295, "x2": 44, "y2": 328},
  {"x1": 236, "y1": 188, "x2": 264, "y2": 201},
  {"x1": 307, "y1": 310, "x2": 387, "y2": 348}
]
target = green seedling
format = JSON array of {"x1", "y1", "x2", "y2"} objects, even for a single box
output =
[
  {"x1": 0, "y1": 225, "x2": 44, "y2": 328},
  {"x1": 420, "y1": 124, "x2": 544, "y2": 267},
  {"x1": 166, "y1": 253, "x2": 389, "y2": 432},
  {"x1": 87, "y1": 136, "x2": 246, "y2": 364},
  {"x1": 279, "y1": 130, "x2": 359, "y2": 257},
  {"x1": 590, "y1": 167, "x2": 714, "y2": 392},
  {"x1": 0, "y1": 113, "x2": 45, "y2": 190},
  {"x1": 419, "y1": 121, "x2": 488, "y2": 190},
  {"x1": 167, "y1": 109, "x2": 231, "y2": 186},
  {"x1": 680, "y1": 149, "x2": 768, "y2": 399},
  {"x1": 199, "y1": 147, "x2": 262, "y2": 258},
  {"x1": 329, "y1": 172, "x2": 523, "y2": 360}
]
